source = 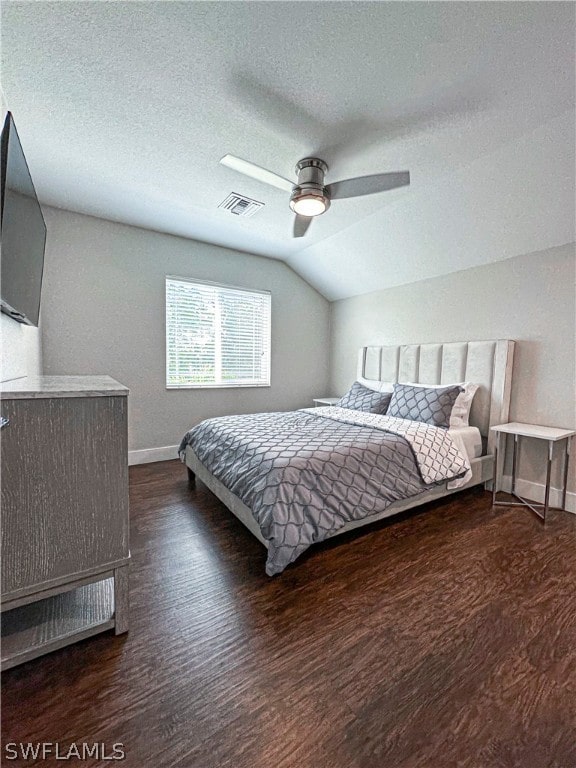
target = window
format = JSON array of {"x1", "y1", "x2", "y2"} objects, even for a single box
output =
[{"x1": 166, "y1": 277, "x2": 271, "y2": 388}]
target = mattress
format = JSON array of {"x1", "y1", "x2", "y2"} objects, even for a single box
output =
[{"x1": 448, "y1": 425, "x2": 483, "y2": 461}]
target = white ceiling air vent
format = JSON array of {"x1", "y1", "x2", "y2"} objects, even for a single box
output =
[{"x1": 218, "y1": 193, "x2": 264, "y2": 217}]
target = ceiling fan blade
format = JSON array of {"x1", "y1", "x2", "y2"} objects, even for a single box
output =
[
  {"x1": 326, "y1": 171, "x2": 410, "y2": 200},
  {"x1": 220, "y1": 154, "x2": 294, "y2": 192},
  {"x1": 293, "y1": 215, "x2": 313, "y2": 238}
]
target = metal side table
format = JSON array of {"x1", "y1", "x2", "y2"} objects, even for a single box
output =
[
  {"x1": 312, "y1": 397, "x2": 340, "y2": 407},
  {"x1": 491, "y1": 422, "x2": 575, "y2": 522}
]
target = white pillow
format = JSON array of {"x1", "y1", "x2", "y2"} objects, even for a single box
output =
[
  {"x1": 358, "y1": 377, "x2": 395, "y2": 394},
  {"x1": 405, "y1": 381, "x2": 479, "y2": 428}
]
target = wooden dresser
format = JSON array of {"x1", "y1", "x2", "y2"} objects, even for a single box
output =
[{"x1": 0, "y1": 375, "x2": 130, "y2": 669}]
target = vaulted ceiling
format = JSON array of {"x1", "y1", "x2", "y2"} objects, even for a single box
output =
[{"x1": 3, "y1": 1, "x2": 575, "y2": 299}]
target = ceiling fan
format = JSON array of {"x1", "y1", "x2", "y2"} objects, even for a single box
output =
[{"x1": 220, "y1": 154, "x2": 410, "y2": 237}]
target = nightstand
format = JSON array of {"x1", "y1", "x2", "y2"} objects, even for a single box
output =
[
  {"x1": 312, "y1": 397, "x2": 340, "y2": 407},
  {"x1": 491, "y1": 422, "x2": 575, "y2": 522}
]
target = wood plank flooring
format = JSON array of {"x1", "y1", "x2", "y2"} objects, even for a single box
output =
[{"x1": 2, "y1": 460, "x2": 576, "y2": 767}]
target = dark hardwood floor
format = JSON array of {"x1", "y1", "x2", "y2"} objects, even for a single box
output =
[{"x1": 2, "y1": 460, "x2": 576, "y2": 767}]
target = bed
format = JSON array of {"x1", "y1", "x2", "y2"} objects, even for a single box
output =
[{"x1": 180, "y1": 339, "x2": 515, "y2": 575}]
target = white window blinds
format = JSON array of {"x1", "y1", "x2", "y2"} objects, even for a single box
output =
[{"x1": 166, "y1": 277, "x2": 271, "y2": 388}]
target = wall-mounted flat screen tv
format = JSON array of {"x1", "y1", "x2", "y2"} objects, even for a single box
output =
[{"x1": 1, "y1": 112, "x2": 46, "y2": 326}]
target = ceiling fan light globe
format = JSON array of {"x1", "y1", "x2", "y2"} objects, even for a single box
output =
[
  {"x1": 292, "y1": 197, "x2": 326, "y2": 217},
  {"x1": 289, "y1": 189, "x2": 329, "y2": 217}
]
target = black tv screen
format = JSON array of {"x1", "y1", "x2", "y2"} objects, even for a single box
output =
[{"x1": 1, "y1": 112, "x2": 46, "y2": 326}]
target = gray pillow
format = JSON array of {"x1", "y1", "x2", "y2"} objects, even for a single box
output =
[
  {"x1": 387, "y1": 383, "x2": 462, "y2": 428},
  {"x1": 336, "y1": 381, "x2": 392, "y2": 414}
]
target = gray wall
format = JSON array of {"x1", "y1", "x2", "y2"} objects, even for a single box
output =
[
  {"x1": 0, "y1": 314, "x2": 42, "y2": 382},
  {"x1": 41, "y1": 207, "x2": 330, "y2": 454},
  {"x1": 330, "y1": 243, "x2": 576, "y2": 498}
]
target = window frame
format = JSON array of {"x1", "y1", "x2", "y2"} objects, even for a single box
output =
[{"x1": 165, "y1": 275, "x2": 272, "y2": 390}]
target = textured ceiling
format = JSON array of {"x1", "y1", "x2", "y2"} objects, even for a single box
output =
[{"x1": 3, "y1": 1, "x2": 575, "y2": 299}]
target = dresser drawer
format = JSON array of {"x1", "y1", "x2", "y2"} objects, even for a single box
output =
[{"x1": 1, "y1": 395, "x2": 129, "y2": 598}]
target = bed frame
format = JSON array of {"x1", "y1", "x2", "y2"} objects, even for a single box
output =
[{"x1": 185, "y1": 339, "x2": 515, "y2": 548}]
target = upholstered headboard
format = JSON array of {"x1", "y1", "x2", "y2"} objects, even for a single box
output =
[{"x1": 357, "y1": 340, "x2": 515, "y2": 450}]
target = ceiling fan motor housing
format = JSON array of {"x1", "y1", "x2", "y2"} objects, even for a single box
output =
[{"x1": 290, "y1": 157, "x2": 330, "y2": 214}]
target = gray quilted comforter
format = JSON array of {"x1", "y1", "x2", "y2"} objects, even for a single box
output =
[{"x1": 179, "y1": 407, "x2": 470, "y2": 576}]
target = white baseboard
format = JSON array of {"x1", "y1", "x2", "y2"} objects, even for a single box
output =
[
  {"x1": 128, "y1": 445, "x2": 180, "y2": 466},
  {"x1": 500, "y1": 474, "x2": 576, "y2": 514}
]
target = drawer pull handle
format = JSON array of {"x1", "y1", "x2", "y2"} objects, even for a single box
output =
[{"x1": 0, "y1": 416, "x2": 10, "y2": 429}]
